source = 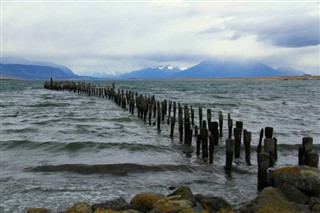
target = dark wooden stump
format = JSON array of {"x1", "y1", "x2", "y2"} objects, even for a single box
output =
[
  {"x1": 225, "y1": 139, "x2": 234, "y2": 171},
  {"x1": 258, "y1": 152, "x2": 270, "y2": 191}
]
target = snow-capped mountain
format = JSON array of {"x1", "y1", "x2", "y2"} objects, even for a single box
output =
[{"x1": 118, "y1": 65, "x2": 181, "y2": 79}]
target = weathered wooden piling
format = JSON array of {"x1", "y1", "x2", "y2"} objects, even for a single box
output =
[
  {"x1": 257, "y1": 128, "x2": 264, "y2": 153},
  {"x1": 228, "y1": 113, "x2": 233, "y2": 139},
  {"x1": 178, "y1": 104, "x2": 183, "y2": 143},
  {"x1": 207, "y1": 109, "x2": 211, "y2": 129},
  {"x1": 265, "y1": 127, "x2": 273, "y2": 138},
  {"x1": 191, "y1": 107, "x2": 194, "y2": 126},
  {"x1": 257, "y1": 152, "x2": 270, "y2": 191},
  {"x1": 157, "y1": 101, "x2": 161, "y2": 131},
  {"x1": 299, "y1": 137, "x2": 314, "y2": 166},
  {"x1": 148, "y1": 103, "x2": 152, "y2": 125},
  {"x1": 209, "y1": 136, "x2": 214, "y2": 164},
  {"x1": 184, "y1": 105, "x2": 192, "y2": 145},
  {"x1": 225, "y1": 139, "x2": 234, "y2": 171},
  {"x1": 308, "y1": 152, "x2": 319, "y2": 168},
  {"x1": 234, "y1": 127, "x2": 241, "y2": 158},
  {"x1": 170, "y1": 117, "x2": 175, "y2": 139},
  {"x1": 243, "y1": 130, "x2": 252, "y2": 166},
  {"x1": 173, "y1": 102, "x2": 176, "y2": 119},
  {"x1": 196, "y1": 134, "x2": 201, "y2": 156},
  {"x1": 219, "y1": 111, "x2": 223, "y2": 137},
  {"x1": 210, "y1": 122, "x2": 219, "y2": 146},
  {"x1": 201, "y1": 120, "x2": 208, "y2": 158},
  {"x1": 194, "y1": 125, "x2": 198, "y2": 136},
  {"x1": 264, "y1": 138, "x2": 275, "y2": 167},
  {"x1": 199, "y1": 107, "x2": 203, "y2": 128}
]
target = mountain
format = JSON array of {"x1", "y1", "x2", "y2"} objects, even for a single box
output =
[
  {"x1": 118, "y1": 65, "x2": 181, "y2": 79},
  {"x1": 0, "y1": 64, "x2": 79, "y2": 80},
  {"x1": 1, "y1": 56, "x2": 75, "y2": 77},
  {"x1": 171, "y1": 60, "x2": 308, "y2": 78},
  {"x1": 275, "y1": 67, "x2": 307, "y2": 76}
]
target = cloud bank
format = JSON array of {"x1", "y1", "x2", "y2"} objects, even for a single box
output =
[{"x1": 2, "y1": 2, "x2": 319, "y2": 75}]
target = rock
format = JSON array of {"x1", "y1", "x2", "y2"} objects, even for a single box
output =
[
  {"x1": 64, "y1": 201, "x2": 92, "y2": 213},
  {"x1": 195, "y1": 195, "x2": 233, "y2": 213},
  {"x1": 92, "y1": 197, "x2": 134, "y2": 211},
  {"x1": 94, "y1": 208, "x2": 120, "y2": 213},
  {"x1": 278, "y1": 183, "x2": 308, "y2": 204},
  {"x1": 121, "y1": 210, "x2": 142, "y2": 213},
  {"x1": 268, "y1": 166, "x2": 320, "y2": 197},
  {"x1": 27, "y1": 208, "x2": 51, "y2": 213},
  {"x1": 152, "y1": 196, "x2": 193, "y2": 213},
  {"x1": 238, "y1": 187, "x2": 304, "y2": 213},
  {"x1": 167, "y1": 186, "x2": 194, "y2": 204},
  {"x1": 130, "y1": 192, "x2": 165, "y2": 212},
  {"x1": 309, "y1": 197, "x2": 320, "y2": 212}
]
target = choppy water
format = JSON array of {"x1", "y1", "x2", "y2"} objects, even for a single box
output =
[{"x1": 1, "y1": 79, "x2": 319, "y2": 212}]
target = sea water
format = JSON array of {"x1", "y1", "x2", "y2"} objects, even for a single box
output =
[{"x1": 1, "y1": 79, "x2": 319, "y2": 212}]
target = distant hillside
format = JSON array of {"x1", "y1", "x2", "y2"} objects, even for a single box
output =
[
  {"x1": 118, "y1": 65, "x2": 181, "y2": 79},
  {"x1": 171, "y1": 60, "x2": 308, "y2": 78},
  {"x1": 0, "y1": 64, "x2": 78, "y2": 80},
  {"x1": 1, "y1": 56, "x2": 75, "y2": 77}
]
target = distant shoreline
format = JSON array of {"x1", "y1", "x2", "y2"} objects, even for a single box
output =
[{"x1": 1, "y1": 76, "x2": 319, "y2": 81}]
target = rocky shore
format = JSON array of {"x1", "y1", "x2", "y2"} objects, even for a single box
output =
[{"x1": 27, "y1": 166, "x2": 320, "y2": 213}]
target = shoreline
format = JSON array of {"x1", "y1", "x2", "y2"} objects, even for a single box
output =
[{"x1": 1, "y1": 76, "x2": 319, "y2": 81}]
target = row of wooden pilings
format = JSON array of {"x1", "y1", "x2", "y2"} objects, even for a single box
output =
[{"x1": 44, "y1": 79, "x2": 319, "y2": 191}]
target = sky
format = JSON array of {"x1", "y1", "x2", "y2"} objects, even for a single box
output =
[{"x1": 1, "y1": 1, "x2": 319, "y2": 76}]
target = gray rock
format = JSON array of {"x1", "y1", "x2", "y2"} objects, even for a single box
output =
[
  {"x1": 279, "y1": 183, "x2": 309, "y2": 204},
  {"x1": 238, "y1": 187, "x2": 304, "y2": 213},
  {"x1": 268, "y1": 166, "x2": 320, "y2": 197},
  {"x1": 167, "y1": 186, "x2": 194, "y2": 204},
  {"x1": 198, "y1": 195, "x2": 232, "y2": 212},
  {"x1": 92, "y1": 197, "x2": 134, "y2": 211},
  {"x1": 309, "y1": 197, "x2": 320, "y2": 212}
]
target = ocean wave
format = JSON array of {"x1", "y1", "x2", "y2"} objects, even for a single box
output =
[
  {"x1": 24, "y1": 163, "x2": 195, "y2": 175},
  {"x1": 0, "y1": 140, "x2": 173, "y2": 153}
]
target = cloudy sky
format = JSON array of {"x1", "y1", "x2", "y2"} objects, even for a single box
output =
[{"x1": 2, "y1": 1, "x2": 319, "y2": 75}]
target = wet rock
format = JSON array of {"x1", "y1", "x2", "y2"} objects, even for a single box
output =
[
  {"x1": 152, "y1": 196, "x2": 193, "y2": 213},
  {"x1": 309, "y1": 197, "x2": 320, "y2": 212},
  {"x1": 130, "y1": 192, "x2": 165, "y2": 212},
  {"x1": 94, "y1": 208, "x2": 120, "y2": 213},
  {"x1": 195, "y1": 195, "x2": 233, "y2": 213},
  {"x1": 278, "y1": 183, "x2": 309, "y2": 204},
  {"x1": 238, "y1": 187, "x2": 304, "y2": 213},
  {"x1": 92, "y1": 197, "x2": 134, "y2": 211},
  {"x1": 27, "y1": 208, "x2": 51, "y2": 213},
  {"x1": 268, "y1": 166, "x2": 320, "y2": 197},
  {"x1": 64, "y1": 201, "x2": 92, "y2": 213},
  {"x1": 167, "y1": 186, "x2": 194, "y2": 204}
]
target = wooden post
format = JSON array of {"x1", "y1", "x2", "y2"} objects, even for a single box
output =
[
  {"x1": 178, "y1": 104, "x2": 183, "y2": 143},
  {"x1": 258, "y1": 152, "x2": 270, "y2": 191},
  {"x1": 308, "y1": 152, "x2": 319, "y2": 168},
  {"x1": 191, "y1": 106, "x2": 194, "y2": 126},
  {"x1": 225, "y1": 139, "x2": 234, "y2": 171},
  {"x1": 196, "y1": 134, "x2": 201, "y2": 156},
  {"x1": 161, "y1": 101, "x2": 166, "y2": 121},
  {"x1": 207, "y1": 109, "x2": 211, "y2": 130},
  {"x1": 234, "y1": 128, "x2": 241, "y2": 158},
  {"x1": 265, "y1": 127, "x2": 273, "y2": 138},
  {"x1": 194, "y1": 125, "x2": 198, "y2": 136},
  {"x1": 148, "y1": 103, "x2": 152, "y2": 125},
  {"x1": 243, "y1": 130, "x2": 252, "y2": 166},
  {"x1": 170, "y1": 117, "x2": 175, "y2": 139},
  {"x1": 210, "y1": 122, "x2": 219, "y2": 146},
  {"x1": 201, "y1": 120, "x2": 208, "y2": 158},
  {"x1": 173, "y1": 102, "x2": 176, "y2": 120},
  {"x1": 157, "y1": 101, "x2": 161, "y2": 132},
  {"x1": 301, "y1": 137, "x2": 313, "y2": 166},
  {"x1": 264, "y1": 138, "x2": 275, "y2": 167},
  {"x1": 219, "y1": 111, "x2": 223, "y2": 137},
  {"x1": 257, "y1": 128, "x2": 264, "y2": 154},
  {"x1": 184, "y1": 105, "x2": 192, "y2": 145},
  {"x1": 228, "y1": 114, "x2": 233, "y2": 140},
  {"x1": 199, "y1": 107, "x2": 203, "y2": 128},
  {"x1": 209, "y1": 135, "x2": 214, "y2": 164},
  {"x1": 273, "y1": 137, "x2": 278, "y2": 161}
]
